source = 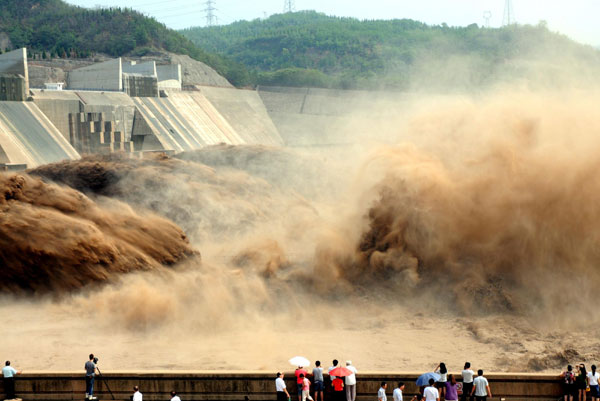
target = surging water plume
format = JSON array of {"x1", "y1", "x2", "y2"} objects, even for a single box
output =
[
  {"x1": 5, "y1": 89, "x2": 600, "y2": 372},
  {"x1": 343, "y1": 89, "x2": 600, "y2": 316},
  {"x1": 0, "y1": 173, "x2": 196, "y2": 293}
]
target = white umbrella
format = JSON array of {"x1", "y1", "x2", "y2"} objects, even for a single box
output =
[{"x1": 289, "y1": 356, "x2": 310, "y2": 367}]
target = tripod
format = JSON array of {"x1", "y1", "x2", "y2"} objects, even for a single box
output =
[{"x1": 96, "y1": 367, "x2": 115, "y2": 400}]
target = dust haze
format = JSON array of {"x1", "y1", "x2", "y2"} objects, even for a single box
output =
[{"x1": 3, "y1": 47, "x2": 600, "y2": 373}]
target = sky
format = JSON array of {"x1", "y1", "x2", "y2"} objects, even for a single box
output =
[{"x1": 66, "y1": 0, "x2": 600, "y2": 47}]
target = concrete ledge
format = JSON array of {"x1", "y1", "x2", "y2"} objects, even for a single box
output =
[{"x1": 0, "y1": 372, "x2": 564, "y2": 401}]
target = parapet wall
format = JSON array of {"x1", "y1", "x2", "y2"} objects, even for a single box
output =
[{"x1": 0, "y1": 372, "x2": 563, "y2": 401}]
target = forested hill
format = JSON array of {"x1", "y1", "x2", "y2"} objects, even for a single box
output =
[
  {"x1": 0, "y1": 0, "x2": 250, "y2": 86},
  {"x1": 182, "y1": 11, "x2": 600, "y2": 90}
]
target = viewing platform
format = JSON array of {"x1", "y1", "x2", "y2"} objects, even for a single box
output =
[{"x1": 1, "y1": 372, "x2": 563, "y2": 401}]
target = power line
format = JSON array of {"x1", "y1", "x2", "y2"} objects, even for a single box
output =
[
  {"x1": 203, "y1": 0, "x2": 218, "y2": 26},
  {"x1": 502, "y1": 0, "x2": 515, "y2": 26},
  {"x1": 283, "y1": 0, "x2": 295, "y2": 13}
]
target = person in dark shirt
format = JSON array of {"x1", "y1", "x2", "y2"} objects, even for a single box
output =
[{"x1": 85, "y1": 354, "x2": 98, "y2": 400}]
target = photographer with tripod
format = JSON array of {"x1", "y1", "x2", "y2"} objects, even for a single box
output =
[
  {"x1": 85, "y1": 354, "x2": 99, "y2": 400},
  {"x1": 85, "y1": 354, "x2": 115, "y2": 401}
]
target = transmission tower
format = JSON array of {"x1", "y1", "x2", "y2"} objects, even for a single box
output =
[
  {"x1": 483, "y1": 10, "x2": 492, "y2": 28},
  {"x1": 502, "y1": 0, "x2": 515, "y2": 26},
  {"x1": 283, "y1": 0, "x2": 295, "y2": 13},
  {"x1": 203, "y1": 0, "x2": 218, "y2": 26}
]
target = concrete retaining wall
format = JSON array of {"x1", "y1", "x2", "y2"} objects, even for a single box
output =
[
  {"x1": 123, "y1": 61, "x2": 157, "y2": 77},
  {"x1": 0, "y1": 48, "x2": 28, "y2": 80},
  {"x1": 157, "y1": 65, "x2": 182, "y2": 90},
  {"x1": 0, "y1": 372, "x2": 563, "y2": 401},
  {"x1": 68, "y1": 59, "x2": 122, "y2": 92},
  {"x1": 199, "y1": 86, "x2": 283, "y2": 146},
  {"x1": 257, "y1": 86, "x2": 407, "y2": 146}
]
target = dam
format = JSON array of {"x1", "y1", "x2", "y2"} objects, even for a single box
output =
[
  {"x1": 0, "y1": 372, "x2": 563, "y2": 401},
  {"x1": 0, "y1": 48, "x2": 284, "y2": 170}
]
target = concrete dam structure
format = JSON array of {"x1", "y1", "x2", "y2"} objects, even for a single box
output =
[
  {"x1": 0, "y1": 48, "x2": 284, "y2": 170},
  {"x1": 258, "y1": 86, "x2": 407, "y2": 147},
  {"x1": 0, "y1": 371, "x2": 564, "y2": 401}
]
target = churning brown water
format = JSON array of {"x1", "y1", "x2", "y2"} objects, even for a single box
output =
[{"x1": 2, "y1": 89, "x2": 600, "y2": 372}]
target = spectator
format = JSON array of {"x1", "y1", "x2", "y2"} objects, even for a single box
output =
[
  {"x1": 276, "y1": 372, "x2": 291, "y2": 401},
  {"x1": 332, "y1": 375, "x2": 344, "y2": 401},
  {"x1": 460, "y1": 362, "x2": 474, "y2": 401},
  {"x1": 132, "y1": 386, "x2": 142, "y2": 401},
  {"x1": 470, "y1": 370, "x2": 491, "y2": 401},
  {"x1": 445, "y1": 374, "x2": 458, "y2": 401},
  {"x1": 393, "y1": 382, "x2": 405, "y2": 401},
  {"x1": 410, "y1": 396, "x2": 423, "y2": 401},
  {"x1": 424, "y1": 378, "x2": 440, "y2": 401},
  {"x1": 300, "y1": 373, "x2": 314, "y2": 401},
  {"x1": 576, "y1": 364, "x2": 587, "y2": 401},
  {"x1": 328, "y1": 360, "x2": 339, "y2": 381},
  {"x1": 313, "y1": 361, "x2": 324, "y2": 401},
  {"x1": 2, "y1": 361, "x2": 21, "y2": 400},
  {"x1": 434, "y1": 363, "x2": 448, "y2": 400},
  {"x1": 560, "y1": 365, "x2": 576, "y2": 401},
  {"x1": 345, "y1": 361, "x2": 358, "y2": 401},
  {"x1": 85, "y1": 354, "x2": 98, "y2": 400},
  {"x1": 588, "y1": 364, "x2": 600, "y2": 401},
  {"x1": 295, "y1": 366, "x2": 308, "y2": 401},
  {"x1": 170, "y1": 391, "x2": 181, "y2": 401},
  {"x1": 379, "y1": 382, "x2": 388, "y2": 401}
]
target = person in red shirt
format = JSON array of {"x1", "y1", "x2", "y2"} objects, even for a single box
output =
[
  {"x1": 332, "y1": 376, "x2": 344, "y2": 401},
  {"x1": 295, "y1": 366, "x2": 308, "y2": 401}
]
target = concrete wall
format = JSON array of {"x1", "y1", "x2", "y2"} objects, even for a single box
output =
[
  {"x1": 198, "y1": 86, "x2": 283, "y2": 146},
  {"x1": 123, "y1": 74, "x2": 159, "y2": 97},
  {"x1": 257, "y1": 86, "x2": 408, "y2": 146},
  {"x1": 0, "y1": 75, "x2": 28, "y2": 101},
  {"x1": 131, "y1": 91, "x2": 243, "y2": 152},
  {"x1": 157, "y1": 65, "x2": 182, "y2": 90},
  {"x1": 0, "y1": 48, "x2": 29, "y2": 100},
  {"x1": 0, "y1": 101, "x2": 80, "y2": 167},
  {"x1": 31, "y1": 89, "x2": 83, "y2": 140},
  {"x1": 0, "y1": 48, "x2": 28, "y2": 80},
  {"x1": 0, "y1": 372, "x2": 563, "y2": 401},
  {"x1": 68, "y1": 58, "x2": 122, "y2": 91},
  {"x1": 122, "y1": 61, "x2": 157, "y2": 77}
]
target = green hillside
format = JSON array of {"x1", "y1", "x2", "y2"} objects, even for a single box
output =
[
  {"x1": 0, "y1": 0, "x2": 251, "y2": 86},
  {"x1": 182, "y1": 11, "x2": 600, "y2": 89}
]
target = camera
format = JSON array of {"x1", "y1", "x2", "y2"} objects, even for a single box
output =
[{"x1": 93, "y1": 357, "x2": 99, "y2": 364}]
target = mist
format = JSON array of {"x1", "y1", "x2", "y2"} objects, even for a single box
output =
[{"x1": 3, "y1": 38, "x2": 600, "y2": 372}]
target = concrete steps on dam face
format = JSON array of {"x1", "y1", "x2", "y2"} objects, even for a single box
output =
[{"x1": 0, "y1": 373, "x2": 564, "y2": 401}]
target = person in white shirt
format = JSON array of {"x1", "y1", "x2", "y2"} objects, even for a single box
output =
[
  {"x1": 2, "y1": 360, "x2": 22, "y2": 400},
  {"x1": 470, "y1": 370, "x2": 492, "y2": 401},
  {"x1": 434, "y1": 363, "x2": 448, "y2": 400},
  {"x1": 170, "y1": 391, "x2": 181, "y2": 401},
  {"x1": 588, "y1": 365, "x2": 600, "y2": 401},
  {"x1": 461, "y1": 362, "x2": 475, "y2": 401},
  {"x1": 328, "y1": 359, "x2": 339, "y2": 380},
  {"x1": 345, "y1": 360, "x2": 358, "y2": 401},
  {"x1": 378, "y1": 382, "x2": 388, "y2": 401},
  {"x1": 423, "y1": 379, "x2": 440, "y2": 401},
  {"x1": 393, "y1": 382, "x2": 405, "y2": 401},
  {"x1": 275, "y1": 372, "x2": 291, "y2": 401},
  {"x1": 132, "y1": 386, "x2": 143, "y2": 401}
]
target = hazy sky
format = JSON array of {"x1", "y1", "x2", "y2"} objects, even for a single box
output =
[{"x1": 66, "y1": 0, "x2": 599, "y2": 46}]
